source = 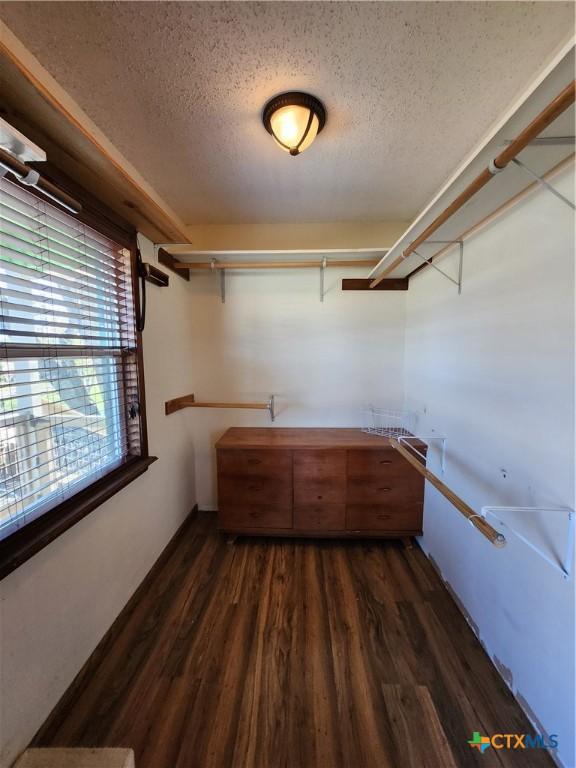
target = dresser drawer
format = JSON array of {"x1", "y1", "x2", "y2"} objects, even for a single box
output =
[
  {"x1": 217, "y1": 449, "x2": 291, "y2": 477},
  {"x1": 347, "y1": 475, "x2": 424, "y2": 505},
  {"x1": 219, "y1": 504, "x2": 292, "y2": 530},
  {"x1": 294, "y1": 503, "x2": 345, "y2": 530},
  {"x1": 294, "y1": 449, "x2": 346, "y2": 504},
  {"x1": 218, "y1": 474, "x2": 292, "y2": 505},
  {"x1": 346, "y1": 503, "x2": 423, "y2": 532},
  {"x1": 294, "y1": 478, "x2": 345, "y2": 504},
  {"x1": 347, "y1": 448, "x2": 424, "y2": 477}
]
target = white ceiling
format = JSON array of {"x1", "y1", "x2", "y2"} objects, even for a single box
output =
[{"x1": 0, "y1": 1, "x2": 574, "y2": 226}]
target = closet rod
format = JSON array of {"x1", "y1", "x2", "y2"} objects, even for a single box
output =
[
  {"x1": 408, "y1": 152, "x2": 575, "y2": 278},
  {"x1": 370, "y1": 79, "x2": 576, "y2": 287},
  {"x1": 173, "y1": 259, "x2": 380, "y2": 270},
  {"x1": 0, "y1": 147, "x2": 82, "y2": 213},
  {"x1": 390, "y1": 439, "x2": 506, "y2": 548}
]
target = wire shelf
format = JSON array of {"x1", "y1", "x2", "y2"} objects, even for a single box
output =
[{"x1": 361, "y1": 406, "x2": 416, "y2": 438}]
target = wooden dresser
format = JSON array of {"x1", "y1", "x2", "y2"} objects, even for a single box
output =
[{"x1": 216, "y1": 428, "x2": 426, "y2": 538}]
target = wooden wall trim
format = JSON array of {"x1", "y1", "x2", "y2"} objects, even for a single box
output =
[
  {"x1": 0, "y1": 457, "x2": 158, "y2": 580},
  {"x1": 31, "y1": 504, "x2": 199, "y2": 744},
  {"x1": 341, "y1": 278, "x2": 408, "y2": 291},
  {"x1": 158, "y1": 248, "x2": 190, "y2": 281}
]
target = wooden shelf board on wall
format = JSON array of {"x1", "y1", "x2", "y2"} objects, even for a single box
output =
[{"x1": 341, "y1": 278, "x2": 408, "y2": 291}]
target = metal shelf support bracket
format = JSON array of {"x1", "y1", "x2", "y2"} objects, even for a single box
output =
[
  {"x1": 268, "y1": 395, "x2": 276, "y2": 422},
  {"x1": 511, "y1": 157, "x2": 575, "y2": 211},
  {"x1": 481, "y1": 506, "x2": 575, "y2": 579},
  {"x1": 398, "y1": 435, "x2": 447, "y2": 474},
  {"x1": 211, "y1": 258, "x2": 226, "y2": 303},
  {"x1": 220, "y1": 269, "x2": 226, "y2": 304},
  {"x1": 412, "y1": 240, "x2": 464, "y2": 294}
]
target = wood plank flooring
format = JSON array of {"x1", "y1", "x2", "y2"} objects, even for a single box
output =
[{"x1": 34, "y1": 512, "x2": 554, "y2": 768}]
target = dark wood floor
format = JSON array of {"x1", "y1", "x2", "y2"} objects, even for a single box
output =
[{"x1": 35, "y1": 511, "x2": 553, "y2": 768}]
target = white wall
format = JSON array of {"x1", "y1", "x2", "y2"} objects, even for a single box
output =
[
  {"x1": 2, "y1": 176, "x2": 573, "y2": 767},
  {"x1": 404, "y1": 168, "x2": 575, "y2": 767},
  {"x1": 0, "y1": 235, "x2": 197, "y2": 768},
  {"x1": 183, "y1": 266, "x2": 407, "y2": 509}
]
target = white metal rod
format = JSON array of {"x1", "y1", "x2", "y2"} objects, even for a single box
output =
[{"x1": 397, "y1": 437, "x2": 428, "y2": 464}]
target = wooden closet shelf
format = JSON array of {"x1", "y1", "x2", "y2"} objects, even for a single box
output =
[{"x1": 165, "y1": 394, "x2": 275, "y2": 420}]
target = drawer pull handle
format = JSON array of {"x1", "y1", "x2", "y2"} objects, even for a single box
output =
[
  {"x1": 247, "y1": 458, "x2": 261, "y2": 465},
  {"x1": 377, "y1": 514, "x2": 391, "y2": 520},
  {"x1": 317, "y1": 495, "x2": 323, "y2": 500},
  {"x1": 378, "y1": 487, "x2": 392, "y2": 492},
  {"x1": 379, "y1": 460, "x2": 392, "y2": 465},
  {"x1": 248, "y1": 485, "x2": 261, "y2": 491},
  {"x1": 249, "y1": 511, "x2": 264, "y2": 518}
]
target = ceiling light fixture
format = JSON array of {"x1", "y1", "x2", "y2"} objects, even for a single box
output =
[{"x1": 262, "y1": 92, "x2": 326, "y2": 156}]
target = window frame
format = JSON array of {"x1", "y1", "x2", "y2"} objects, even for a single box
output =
[{"x1": 0, "y1": 165, "x2": 156, "y2": 580}]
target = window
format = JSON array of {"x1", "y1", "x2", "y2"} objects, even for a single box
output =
[{"x1": 0, "y1": 176, "x2": 150, "y2": 561}]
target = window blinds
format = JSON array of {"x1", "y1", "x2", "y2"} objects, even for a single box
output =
[{"x1": 0, "y1": 176, "x2": 141, "y2": 541}]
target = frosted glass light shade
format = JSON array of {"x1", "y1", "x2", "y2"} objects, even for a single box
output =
[
  {"x1": 263, "y1": 92, "x2": 326, "y2": 156},
  {"x1": 269, "y1": 105, "x2": 320, "y2": 155}
]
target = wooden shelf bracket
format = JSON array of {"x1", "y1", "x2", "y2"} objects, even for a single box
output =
[{"x1": 165, "y1": 393, "x2": 276, "y2": 421}]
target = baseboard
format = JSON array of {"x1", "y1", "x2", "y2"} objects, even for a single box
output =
[
  {"x1": 14, "y1": 748, "x2": 135, "y2": 768},
  {"x1": 415, "y1": 538, "x2": 565, "y2": 767},
  {"x1": 32, "y1": 503, "x2": 199, "y2": 745}
]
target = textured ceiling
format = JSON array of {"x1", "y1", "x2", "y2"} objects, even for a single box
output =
[{"x1": 0, "y1": 1, "x2": 574, "y2": 225}]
